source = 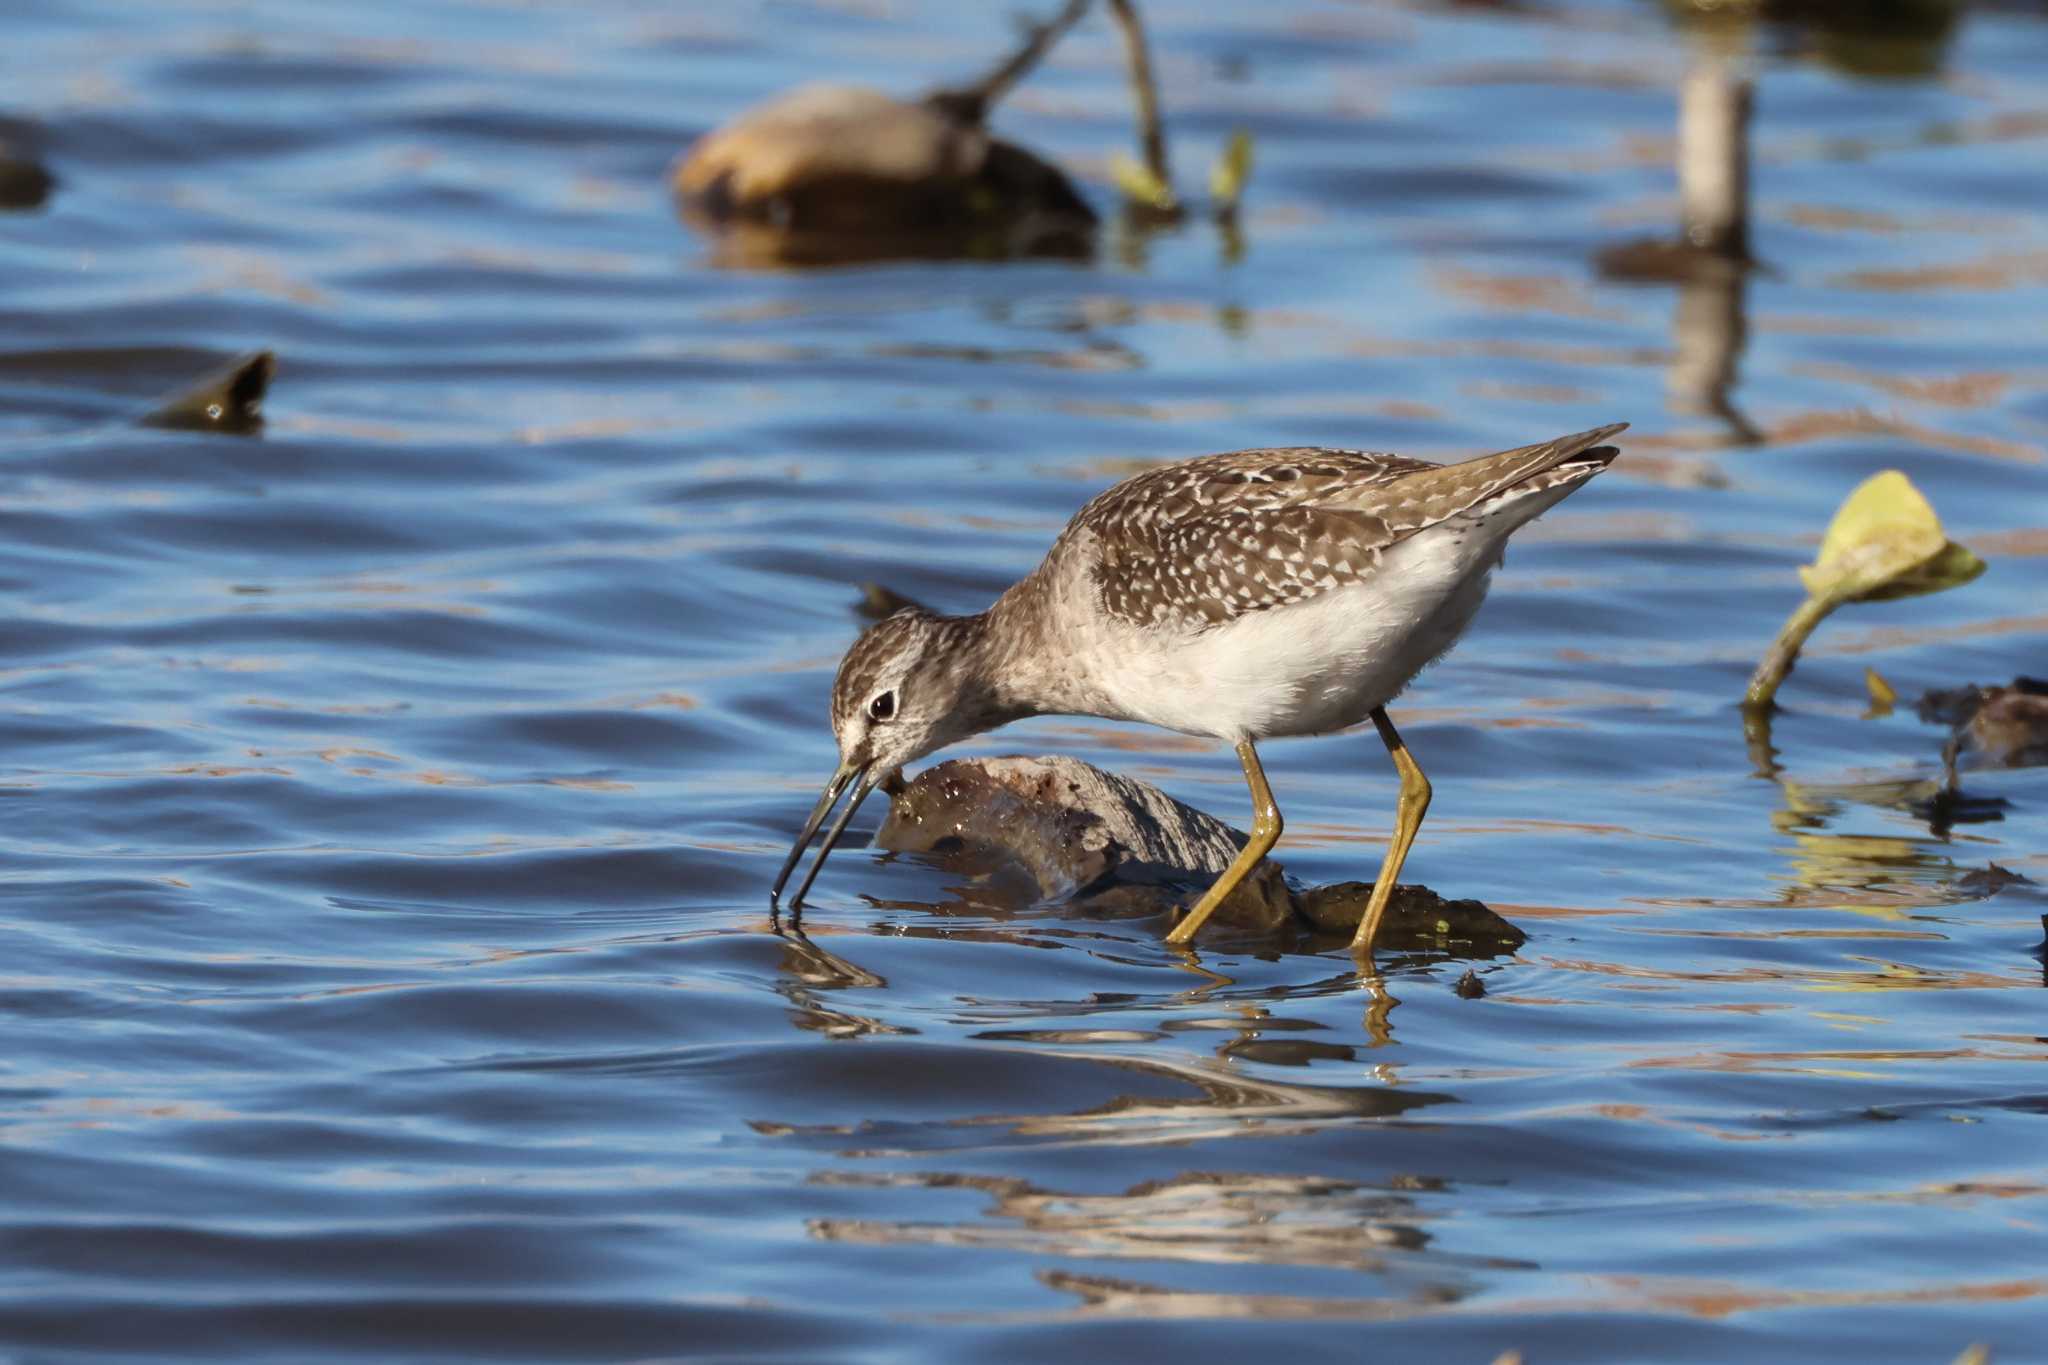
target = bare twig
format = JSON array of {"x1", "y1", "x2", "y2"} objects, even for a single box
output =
[{"x1": 930, "y1": 0, "x2": 1092, "y2": 125}]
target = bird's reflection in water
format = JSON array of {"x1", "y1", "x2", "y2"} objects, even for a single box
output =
[
  {"x1": 1027, "y1": 1267, "x2": 1453, "y2": 1323},
  {"x1": 807, "y1": 1162, "x2": 1532, "y2": 1317},
  {"x1": 812, "y1": 876, "x2": 1426, "y2": 1046},
  {"x1": 765, "y1": 914, "x2": 908, "y2": 1039},
  {"x1": 776, "y1": 1039, "x2": 1490, "y2": 1318},
  {"x1": 768, "y1": 775, "x2": 1549, "y2": 1057},
  {"x1": 764, "y1": 888, "x2": 1451, "y2": 1163}
]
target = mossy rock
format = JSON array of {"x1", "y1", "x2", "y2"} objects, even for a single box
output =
[
  {"x1": 879, "y1": 755, "x2": 1523, "y2": 952},
  {"x1": 1297, "y1": 881, "x2": 1527, "y2": 954}
]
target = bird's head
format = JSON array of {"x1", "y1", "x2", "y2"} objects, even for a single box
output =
[
  {"x1": 828, "y1": 607, "x2": 989, "y2": 778},
  {"x1": 772, "y1": 608, "x2": 993, "y2": 907}
]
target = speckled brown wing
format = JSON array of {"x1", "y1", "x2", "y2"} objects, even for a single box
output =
[
  {"x1": 1066, "y1": 424, "x2": 1629, "y2": 632},
  {"x1": 1064, "y1": 448, "x2": 1440, "y2": 631}
]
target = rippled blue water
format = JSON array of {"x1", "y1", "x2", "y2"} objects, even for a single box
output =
[{"x1": 3, "y1": 0, "x2": 2045, "y2": 1359}]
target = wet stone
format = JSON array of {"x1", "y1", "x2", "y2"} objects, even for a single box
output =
[
  {"x1": 1956, "y1": 862, "x2": 2032, "y2": 896},
  {"x1": 675, "y1": 85, "x2": 995, "y2": 222},
  {"x1": 671, "y1": 84, "x2": 1094, "y2": 266},
  {"x1": 1965, "y1": 688, "x2": 2048, "y2": 768},
  {"x1": 1920, "y1": 676, "x2": 2048, "y2": 769},
  {"x1": 139, "y1": 349, "x2": 275, "y2": 435},
  {"x1": 876, "y1": 754, "x2": 1523, "y2": 951},
  {"x1": 1296, "y1": 881, "x2": 1526, "y2": 953},
  {"x1": 877, "y1": 754, "x2": 1295, "y2": 934},
  {"x1": 0, "y1": 139, "x2": 55, "y2": 210}
]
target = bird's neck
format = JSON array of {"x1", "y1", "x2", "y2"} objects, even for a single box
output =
[{"x1": 965, "y1": 573, "x2": 1100, "y2": 725}]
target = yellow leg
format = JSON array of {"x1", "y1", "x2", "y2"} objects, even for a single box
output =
[
  {"x1": 1164, "y1": 739, "x2": 1282, "y2": 946},
  {"x1": 1352, "y1": 707, "x2": 1432, "y2": 957}
]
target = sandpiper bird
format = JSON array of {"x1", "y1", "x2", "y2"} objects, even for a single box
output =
[{"x1": 773, "y1": 422, "x2": 1628, "y2": 954}]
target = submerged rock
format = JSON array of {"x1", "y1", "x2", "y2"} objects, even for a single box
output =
[
  {"x1": 875, "y1": 754, "x2": 1525, "y2": 953},
  {"x1": 139, "y1": 350, "x2": 274, "y2": 434}
]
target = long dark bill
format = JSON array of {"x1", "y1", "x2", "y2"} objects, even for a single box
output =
[{"x1": 769, "y1": 762, "x2": 880, "y2": 910}]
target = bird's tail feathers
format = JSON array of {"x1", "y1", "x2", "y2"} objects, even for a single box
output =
[{"x1": 1381, "y1": 422, "x2": 1628, "y2": 523}]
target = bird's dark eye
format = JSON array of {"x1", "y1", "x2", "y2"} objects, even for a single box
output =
[{"x1": 868, "y1": 691, "x2": 897, "y2": 722}]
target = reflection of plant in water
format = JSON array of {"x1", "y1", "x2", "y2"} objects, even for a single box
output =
[
  {"x1": 1737, "y1": 695, "x2": 2030, "y2": 935},
  {"x1": 1743, "y1": 676, "x2": 2000, "y2": 901},
  {"x1": 1605, "y1": 0, "x2": 1970, "y2": 446},
  {"x1": 1766, "y1": 772, "x2": 1986, "y2": 919},
  {"x1": 1663, "y1": 0, "x2": 1964, "y2": 81},
  {"x1": 1595, "y1": 26, "x2": 1757, "y2": 442}
]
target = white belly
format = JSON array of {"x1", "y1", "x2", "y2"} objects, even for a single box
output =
[{"x1": 1087, "y1": 524, "x2": 1502, "y2": 740}]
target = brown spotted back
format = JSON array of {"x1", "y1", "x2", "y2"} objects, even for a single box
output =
[{"x1": 1050, "y1": 425, "x2": 1626, "y2": 632}]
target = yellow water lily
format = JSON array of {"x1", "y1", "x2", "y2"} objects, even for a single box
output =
[{"x1": 1747, "y1": 471, "x2": 1985, "y2": 708}]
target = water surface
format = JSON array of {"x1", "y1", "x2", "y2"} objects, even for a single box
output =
[{"x1": 3, "y1": 0, "x2": 2046, "y2": 1359}]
